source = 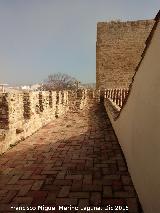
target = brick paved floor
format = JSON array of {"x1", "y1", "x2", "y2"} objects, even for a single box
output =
[{"x1": 0, "y1": 102, "x2": 141, "y2": 212}]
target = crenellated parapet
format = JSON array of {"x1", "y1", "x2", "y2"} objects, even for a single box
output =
[{"x1": 0, "y1": 89, "x2": 91, "y2": 154}]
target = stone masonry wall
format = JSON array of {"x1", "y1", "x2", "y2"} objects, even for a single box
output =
[
  {"x1": 0, "y1": 90, "x2": 89, "y2": 154},
  {"x1": 96, "y1": 20, "x2": 155, "y2": 89}
]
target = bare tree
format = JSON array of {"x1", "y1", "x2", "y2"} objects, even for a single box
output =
[{"x1": 42, "y1": 73, "x2": 79, "y2": 91}]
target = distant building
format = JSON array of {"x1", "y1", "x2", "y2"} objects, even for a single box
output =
[
  {"x1": 30, "y1": 84, "x2": 41, "y2": 91},
  {"x1": 0, "y1": 84, "x2": 8, "y2": 92},
  {"x1": 21, "y1": 84, "x2": 42, "y2": 91},
  {"x1": 21, "y1": 85, "x2": 31, "y2": 90}
]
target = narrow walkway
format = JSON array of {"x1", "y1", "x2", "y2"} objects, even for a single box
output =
[{"x1": 0, "y1": 102, "x2": 141, "y2": 212}]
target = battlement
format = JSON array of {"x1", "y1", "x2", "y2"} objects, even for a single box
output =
[{"x1": 0, "y1": 90, "x2": 89, "y2": 154}]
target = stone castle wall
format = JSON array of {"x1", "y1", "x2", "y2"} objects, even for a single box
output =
[
  {"x1": 0, "y1": 90, "x2": 89, "y2": 154},
  {"x1": 96, "y1": 20, "x2": 155, "y2": 89}
]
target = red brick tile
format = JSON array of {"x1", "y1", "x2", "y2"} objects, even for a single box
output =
[
  {"x1": 114, "y1": 191, "x2": 134, "y2": 198},
  {"x1": 90, "y1": 192, "x2": 101, "y2": 206},
  {"x1": 53, "y1": 179, "x2": 72, "y2": 186},
  {"x1": 103, "y1": 186, "x2": 113, "y2": 198},
  {"x1": 31, "y1": 175, "x2": 47, "y2": 180},
  {"x1": 31, "y1": 180, "x2": 44, "y2": 190},
  {"x1": 102, "y1": 198, "x2": 126, "y2": 206},
  {"x1": 28, "y1": 190, "x2": 48, "y2": 198},
  {"x1": 82, "y1": 184, "x2": 102, "y2": 192},
  {"x1": 56, "y1": 171, "x2": 66, "y2": 179},
  {"x1": 0, "y1": 190, "x2": 17, "y2": 203},
  {"x1": 12, "y1": 197, "x2": 33, "y2": 205},
  {"x1": 65, "y1": 175, "x2": 83, "y2": 180},
  {"x1": 112, "y1": 180, "x2": 123, "y2": 191},
  {"x1": 4, "y1": 185, "x2": 21, "y2": 191},
  {"x1": 58, "y1": 186, "x2": 71, "y2": 197},
  {"x1": 45, "y1": 177, "x2": 54, "y2": 185},
  {"x1": 71, "y1": 183, "x2": 82, "y2": 192},
  {"x1": 21, "y1": 171, "x2": 33, "y2": 179},
  {"x1": 18, "y1": 185, "x2": 32, "y2": 196},
  {"x1": 17, "y1": 180, "x2": 34, "y2": 185},
  {"x1": 83, "y1": 174, "x2": 92, "y2": 185},
  {"x1": 0, "y1": 190, "x2": 8, "y2": 196},
  {"x1": 78, "y1": 199, "x2": 89, "y2": 209},
  {"x1": 122, "y1": 175, "x2": 133, "y2": 185},
  {"x1": 44, "y1": 192, "x2": 57, "y2": 204},
  {"x1": 8, "y1": 175, "x2": 21, "y2": 184},
  {"x1": 69, "y1": 192, "x2": 89, "y2": 199},
  {"x1": 41, "y1": 170, "x2": 58, "y2": 175},
  {"x1": 55, "y1": 198, "x2": 78, "y2": 206},
  {"x1": 126, "y1": 198, "x2": 139, "y2": 212},
  {"x1": 42, "y1": 185, "x2": 61, "y2": 191},
  {"x1": 0, "y1": 204, "x2": 14, "y2": 212}
]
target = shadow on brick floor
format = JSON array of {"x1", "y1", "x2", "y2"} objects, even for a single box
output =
[{"x1": 0, "y1": 102, "x2": 142, "y2": 213}]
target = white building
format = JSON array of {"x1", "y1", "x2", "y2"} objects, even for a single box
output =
[{"x1": 0, "y1": 84, "x2": 8, "y2": 92}]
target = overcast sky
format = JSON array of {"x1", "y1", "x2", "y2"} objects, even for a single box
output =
[{"x1": 0, "y1": 0, "x2": 159, "y2": 85}]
